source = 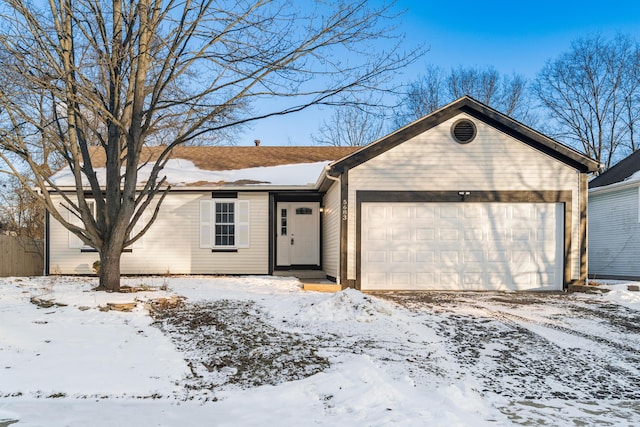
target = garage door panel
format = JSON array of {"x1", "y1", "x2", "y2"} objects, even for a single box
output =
[
  {"x1": 440, "y1": 272, "x2": 460, "y2": 286},
  {"x1": 463, "y1": 272, "x2": 484, "y2": 285},
  {"x1": 514, "y1": 272, "x2": 533, "y2": 286},
  {"x1": 392, "y1": 206, "x2": 411, "y2": 219},
  {"x1": 464, "y1": 205, "x2": 483, "y2": 218},
  {"x1": 440, "y1": 251, "x2": 459, "y2": 265},
  {"x1": 416, "y1": 272, "x2": 435, "y2": 285},
  {"x1": 391, "y1": 272, "x2": 411, "y2": 286},
  {"x1": 536, "y1": 228, "x2": 555, "y2": 242},
  {"x1": 416, "y1": 228, "x2": 435, "y2": 240},
  {"x1": 512, "y1": 251, "x2": 532, "y2": 264},
  {"x1": 367, "y1": 228, "x2": 386, "y2": 241},
  {"x1": 391, "y1": 251, "x2": 410, "y2": 262},
  {"x1": 365, "y1": 272, "x2": 387, "y2": 289},
  {"x1": 440, "y1": 205, "x2": 460, "y2": 218},
  {"x1": 416, "y1": 206, "x2": 435, "y2": 218},
  {"x1": 440, "y1": 229, "x2": 460, "y2": 241},
  {"x1": 488, "y1": 205, "x2": 509, "y2": 219},
  {"x1": 487, "y1": 229, "x2": 509, "y2": 241},
  {"x1": 513, "y1": 228, "x2": 532, "y2": 241},
  {"x1": 512, "y1": 205, "x2": 533, "y2": 218},
  {"x1": 416, "y1": 251, "x2": 435, "y2": 263},
  {"x1": 486, "y1": 251, "x2": 507, "y2": 262},
  {"x1": 361, "y1": 202, "x2": 563, "y2": 291},
  {"x1": 464, "y1": 229, "x2": 483, "y2": 241},
  {"x1": 368, "y1": 206, "x2": 388, "y2": 219},
  {"x1": 367, "y1": 251, "x2": 386, "y2": 263},
  {"x1": 392, "y1": 228, "x2": 411, "y2": 241},
  {"x1": 463, "y1": 250, "x2": 484, "y2": 264}
]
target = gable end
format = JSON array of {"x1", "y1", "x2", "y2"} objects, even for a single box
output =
[
  {"x1": 458, "y1": 105, "x2": 596, "y2": 173},
  {"x1": 329, "y1": 96, "x2": 599, "y2": 175}
]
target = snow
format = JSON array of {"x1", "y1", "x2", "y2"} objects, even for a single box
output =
[
  {"x1": 595, "y1": 280, "x2": 640, "y2": 309},
  {"x1": 49, "y1": 159, "x2": 330, "y2": 187},
  {"x1": 1, "y1": 275, "x2": 640, "y2": 426},
  {"x1": 626, "y1": 169, "x2": 640, "y2": 183}
]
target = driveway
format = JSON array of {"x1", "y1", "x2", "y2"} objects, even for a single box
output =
[{"x1": 375, "y1": 291, "x2": 640, "y2": 423}]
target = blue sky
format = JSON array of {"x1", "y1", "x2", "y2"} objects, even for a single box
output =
[{"x1": 245, "y1": 0, "x2": 640, "y2": 147}]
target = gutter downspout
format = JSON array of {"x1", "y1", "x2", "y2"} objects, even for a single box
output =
[
  {"x1": 324, "y1": 166, "x2": 342, "y2": 285},
  {"x1": 324, "y1": 165, "x2": 340, "y2": 184}
]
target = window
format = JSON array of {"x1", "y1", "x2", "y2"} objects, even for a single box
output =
[
  {"x1": 281, "y1": 208, "x2": 287, "y2": 236},
  {"x1": 68, "y1": 201, "x2": 95, "y2": 249},
  {"x1": 200, "y1": 199, "x2": 250, "y2": 249},
  {"x1": 296, "y1": 207, "x2": 313, "y2": 215},
  {"x1": 215, "y1": 202, "x2": 235, "y2": 246},
  {"x1": 67, "y1": 200, "x2": 144, "y2": 251}
]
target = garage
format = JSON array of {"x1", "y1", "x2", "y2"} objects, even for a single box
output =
[
  {"x1": 323, "y1": 97, "x2": 598, "y2": 291},
  {"x1": 360, "y1": 202, "x2": 564, "y2": 291}
]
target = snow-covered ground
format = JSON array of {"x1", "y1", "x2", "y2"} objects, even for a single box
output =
[{"x1": 1, "y1": 276, "x2": 639, "y2": 426}]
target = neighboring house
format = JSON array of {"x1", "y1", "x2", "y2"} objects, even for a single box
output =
[
  {"x1": 589, "y1": 150, "x2": 640, "y2": 279},
  {"x1": 46, "y1": 96, "x2": 598, "y2": 291}
]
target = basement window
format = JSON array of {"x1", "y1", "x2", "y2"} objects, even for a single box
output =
[{"x1": 451, "y1": 119, "x2": 477, "y2": 144}]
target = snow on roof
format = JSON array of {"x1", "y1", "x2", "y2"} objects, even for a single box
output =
[
  {"x1": 590, "y1": 150, "x2": 640, "y2": 189},
  {"x1": 49, "y1": 159, "x2": 331, "y2": 188},
  {"x1": 625, "y1": 169, "x2": 640, "y2": 184}
]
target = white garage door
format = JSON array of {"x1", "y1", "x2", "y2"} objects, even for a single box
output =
[{"x1": 360, "y1": 202, "x2": 563, "y2": 291}]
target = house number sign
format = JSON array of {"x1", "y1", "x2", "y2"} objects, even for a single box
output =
[{"x1": 342, "y1": 199, "x2": 348, "y2": 221}]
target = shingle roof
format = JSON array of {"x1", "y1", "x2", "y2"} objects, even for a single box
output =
[
  {"x1": 88, "y1": 145, "x2": 359, "y2": 171},
  {"x1": 589, "y1": 149, "x2": 640, "y2": 189}
]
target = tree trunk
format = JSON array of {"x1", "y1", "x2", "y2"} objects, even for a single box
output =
[{"x1": 98, "y1": 243, "x2": 122, "y2": 292}]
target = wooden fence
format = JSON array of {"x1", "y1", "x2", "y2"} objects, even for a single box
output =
[{"x1": 0, "y1": 235, "x2": 44, "y2": 277}]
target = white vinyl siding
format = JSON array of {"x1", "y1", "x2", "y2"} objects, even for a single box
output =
[
  {"x1": 322, "y1": 181, "x2": 340, "y2": 279},
  {"x1": 346, "y1": 113, "x2": 582, "y2": 282},
  {"x1": 589, "y1": 185, "x2": 640, "y2": 277},
  {"x1": 49, "y1": 192, "x2": 268, "y2": 275}
]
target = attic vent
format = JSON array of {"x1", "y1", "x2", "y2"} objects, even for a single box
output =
[{"x1": 451, "y1": 119, "x2": 477, "y2": 144}]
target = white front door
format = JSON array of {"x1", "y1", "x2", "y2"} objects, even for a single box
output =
[{"x1": 276, "y1": 202, "x2": 320, "y2": 266}]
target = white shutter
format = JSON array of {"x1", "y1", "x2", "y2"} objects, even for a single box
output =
[
  {"x1": 236, "y1": 200, "x2": 250, "y2": 248},
  {"x1": 200, "y1": 200, "x2": 213, "y2": 248},
  {"x1": 67, "y1": 205, "x2": 84, "y2": 249}
]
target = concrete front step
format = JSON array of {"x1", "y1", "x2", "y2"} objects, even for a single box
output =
[{"x1": 273, "y1": 270, "x2": 326, "y2": 279}]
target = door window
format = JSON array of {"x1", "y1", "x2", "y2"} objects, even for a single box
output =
[
  {"x1": 281, "y1": 208, "x2": 287, "y2": 236},
  {"x1": 295, "y1": 207, "x2": 313, "y2": 215}
]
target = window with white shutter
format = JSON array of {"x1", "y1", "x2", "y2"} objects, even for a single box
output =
[{"x1": 200, "y1": 198, "x2": 249, "y2": 249}]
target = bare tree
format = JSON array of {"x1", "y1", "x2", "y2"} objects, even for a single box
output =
[
  {"x1": 0, "y1": 0, "x2": 421, "y2": 291},
  {"x1": 532, "y1": 34, "x2": 640, "y2": 170},
  {"x1": 395, "y1": 65, "x2": 532, "y2": 127},
  {"x1": 311, "y1": 105, "x2": 386, "y2": 146},
  {"x1": 0, "y1": 175, "x2": 44, "y2": 239}
]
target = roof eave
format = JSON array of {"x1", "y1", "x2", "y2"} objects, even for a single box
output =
[
  {"x1": 588, "y1": 178, "x2": 640, "y2": 195},
  {"x1": 47, "y1": 184, "x2": 320, "y2": 192}
]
